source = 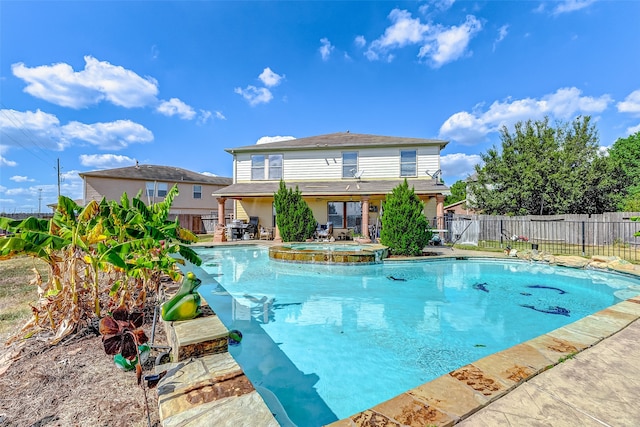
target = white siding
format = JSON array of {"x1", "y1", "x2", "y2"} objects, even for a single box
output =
[{"x1": 234, "y1": 146, "x2": 441, "y2": 181}]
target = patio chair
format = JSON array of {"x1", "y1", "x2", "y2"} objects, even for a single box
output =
[
  {"x1": 259, "y1": 226, "x2": 273, "y2": 240},
  {"x1": 317, "y1": 222, "x2": 333, "y2": 240}
]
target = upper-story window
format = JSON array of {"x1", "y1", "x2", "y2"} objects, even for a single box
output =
[
  {"x1": 193, "y1": 185, "x2": 202, "y2": 199},
  {"x1": 269, "y1": 154, "x2": 283, "y2": 180},
  {"x1": 400, "y1": 150, "x2": 417, "y2": 177},
  {"x1": 146, "y1": 182, "x2": 168, "y2": 198},
  {"x1": 251, "y1": 155, "x2": 265, "y2": 180},
  {"x1": 157, "y1": 182, "x2": 168, "y2": 197},
  {"x1": 342, "y1": 151, "x2": 358, "y2": 178}
]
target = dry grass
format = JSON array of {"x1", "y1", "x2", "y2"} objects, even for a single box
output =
[{"x1": 0, "y1": 257, "x2": 47, "y2": 341}]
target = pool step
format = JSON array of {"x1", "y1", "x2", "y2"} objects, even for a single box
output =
[
  {"x1": 157, "y1": 300, "x2": 279, "y2": 426},
  {"x1": 165, "y1": 313, "x2": 229, "y2": 361}
]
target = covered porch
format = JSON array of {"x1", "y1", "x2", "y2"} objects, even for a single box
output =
[{"x1": 212, "y1": 179, "x2": 447, "y2": 243}]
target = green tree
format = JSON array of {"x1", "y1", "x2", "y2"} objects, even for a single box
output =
[
  {"x1": 608, "y1": 131, "x2": 640, "y2": 211},
  {"x1": 273, "y1": 180, "x2": 317, "y2": 242},
  {"x1": 380, "y1": 179, "x2": 432, "y2": 256},
  {"x1": 444, "y1": 180, "x2": 467, "y2": 205},
  {"x1": 469, "y1": 116, "x2": 620, "y2": 215}
]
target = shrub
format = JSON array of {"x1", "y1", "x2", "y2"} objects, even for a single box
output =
[
  {"x1": 380, "y1": 179, "x2": 432, "y2": 256},
  {"x1": 273, "y1": 180, "x2": 317, "y2": 242}
]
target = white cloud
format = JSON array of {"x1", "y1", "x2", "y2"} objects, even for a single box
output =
[
  {"x1": 79, "y1": 154, "x2": 136, "y2": 168},
  {"x1": 493, "y1": 25, "x2": 509, "y2": 51},
  {"x1": 617, "y1": 89, "x2": 640, "y2": 116},
  {"x1": 259, "y1": 67, "x2": 284, "y2": 87},
  {"x1": 552, "y1": 0, "x2": 597, "y2": 15},
  {"x1": 10, "y1": 176, "x2": 35, "y2": 182},
  {"x1": 234, "y1": 85, "x2": 273, "y2": 106},
  {"x1": 214, "y1": 111, "x2": 226, "y2": 120},
  {"x1": 0, "y1": 109, "x2": 66, "y2": 150},
  {"x1": 419, "y1": 15, "x2": 482, "y2": 67},
  {"x1": 62, "y1": 120, "x2": 154, "y2": 150},
  {"x1": 1, "y1": 155, "x2": 17, "y2": 167},
  {"x1": 366, "y1": 9, "x2": 430, "y2": 61},
  {"x1": 0, "y1": 108, "x2": 154, "y2": 151},
  {"x1": 364, "y1": 9, "x2": 481, "y2": 68},
  {"x1": 200, "y1": 171, "x2": 219, "y2": 177},
  {"x1": 439, "y1": 87, "x2": 612, "y2": 145},
  {"x1": 354, "y1": 35, "x2": 367, "y2": 48},
  {"x1": 319, "y1": 38, "x2": 335, "y2": 61},
  {"x1": 440, "y1": 153, "x2": 482, "y2": 178},
  {"x1": 12, "y1": 55, "x2": 158, "y2": 109},
  {"x1": 256, "y1": 135, "x2": 296, "y2": 145},
  {"x1": 627, "y1": 123, "x2": 640, "y2": 135},
  {"x1": 156, "y1": 98, "x2": 196, "y2": 120}
]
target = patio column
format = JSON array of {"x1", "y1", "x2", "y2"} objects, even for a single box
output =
[
  {"x1": 217, "y1": 198, "x2": 226, "y2": 226},
  {"x1": 436, "y1": 194, "x2": 445, "y2": 231},
  {"x1": 361, "y1": 197, "x2": 370, "y2": 239},
  {"x1": 213, "y1": 197, "x2": 227, "y2": 243},
  {"x1": 273, "y1": 224, "x2": 282, "y2": 243}
]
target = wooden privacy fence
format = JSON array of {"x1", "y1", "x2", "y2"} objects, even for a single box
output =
[{"x1": 439, "y1": 212, "x2": 640, "y2": 262}]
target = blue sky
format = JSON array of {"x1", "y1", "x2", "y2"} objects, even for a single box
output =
[{"x1": 1, "y1": 0, "x2": 639, "y2": 213}]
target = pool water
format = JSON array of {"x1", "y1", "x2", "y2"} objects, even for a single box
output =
[{"x1": 192, "y1": 246, "x2": 640, "y2": 426}]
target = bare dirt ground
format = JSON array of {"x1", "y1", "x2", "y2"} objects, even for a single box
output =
[
  {"x1": 0, "y1": 256, "x2": 165, "y2": 427},
  {"x1": 0, "y1": 324, "x2": 163, "y2": 427}
]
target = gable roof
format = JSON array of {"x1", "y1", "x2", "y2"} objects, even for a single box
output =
[
  {"x1": 226, "y1": 132, "x2": 448, "y2": 153},
  {"x1": 79, "y1": 164, "x2": 232, "y2": 185}
]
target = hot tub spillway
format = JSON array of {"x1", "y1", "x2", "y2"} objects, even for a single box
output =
[{"x1": 268, "y1": 243, "x2": 388, "y2": 264}]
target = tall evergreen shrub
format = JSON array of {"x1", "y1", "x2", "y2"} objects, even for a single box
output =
[
  {"x1": 273, "y1": 180, "x2": 317, "y2": 242},
  {"x1": 380, "y1": 179, "x2": 432, "y2": 256}
]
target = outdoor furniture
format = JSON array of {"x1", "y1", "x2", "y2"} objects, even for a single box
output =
[
  {"x1": 227, "y1": 221, "x2": 248, "y2": 241},
  {"x1": 259, "y1": 226, "x2": 273, "y2": 240},
  {"x1": 317, "y1": 222, "x2": 333, "y2": 240}
]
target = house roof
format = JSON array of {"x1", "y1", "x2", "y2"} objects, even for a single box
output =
[
  {"x1": 79, "y1": 164, "x2": 232, "y2": 185},
  {"x1": 213, "y1": 179, "x2": 448, "y2": 198},
  {"x1": 225, "y1": 132, "x2": 449, "y2": 154}
]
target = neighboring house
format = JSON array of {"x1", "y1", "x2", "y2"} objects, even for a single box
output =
[
  {"x1": 79, "y1": 164, "x2": 233, "y2": 233},
  {"x1": 444, "y1": 199, "x2": 477, "y2": 215},
  {"x1": 212, "y1": 132, "x2": 449, "y2": 241}
]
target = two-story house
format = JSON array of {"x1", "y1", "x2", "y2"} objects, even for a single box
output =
[
  {"x1": 212, "y1": 132, "x2": 449, "y2": 241},
  {"x1": 79, "y1": 163, "x2": 233, "y2": 233}
]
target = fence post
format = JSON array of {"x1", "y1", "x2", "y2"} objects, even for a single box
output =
[
  {"x1": 500, "y1": 219, "x2": 503, "y2": 248},
  {"x1": 581, "y1": 221, "x2": 585, "y2": 256}
]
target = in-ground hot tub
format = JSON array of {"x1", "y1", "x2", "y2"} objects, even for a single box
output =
[{"x1": 268, "y1": 242, "x2": 388, "y2": 264}]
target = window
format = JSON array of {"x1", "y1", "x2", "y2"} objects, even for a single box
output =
[
  {"x1": 251, "y1": 155, "x2": 265, "y2": 180},
  {"x1": 145, "y1": 182, "x2": 155, "y2": 197},
  {"x1": 157, "y1": 182, "x2": 168, "y2": 197},
  {"x1": 327, "y1": 202, "x2": 344, "y2": 227},
  {"x1": 327, "y1": 201, "x2": 362, "y2": 233},
  {"x1": 400, "y1": 150, "x2": 417, "y2": 177},
  {"x1": 342, "y1": 152, "x2": 358, "y2": 178},
  {"x1": 269, "y1": 154, "x2": 283, "y2": 180},
  {"x1": 193, "y1": 185, "x2": 202, "y2": 199}
]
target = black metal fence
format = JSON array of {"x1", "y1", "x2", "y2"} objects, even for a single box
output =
[{"x1": 429, "y1": 213, "x2": 640, "y2": 263}]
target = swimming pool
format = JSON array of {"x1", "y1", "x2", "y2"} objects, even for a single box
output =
[{"x1": 192, "y1": 246, "x2": 640, "y2": 426}]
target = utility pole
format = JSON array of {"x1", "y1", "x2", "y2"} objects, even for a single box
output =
[
  {"x1": 38, "y1": 188, "x2": 43, "y2": 215},
  {"x1": 56, "y1": 158, "x2": 61, "y2": 198}
]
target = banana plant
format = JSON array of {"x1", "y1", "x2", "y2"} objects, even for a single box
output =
[{"x1": 0, "y1": 184, "x2": 202, "y2": 344}]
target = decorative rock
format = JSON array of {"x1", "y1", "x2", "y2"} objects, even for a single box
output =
[
  {"x1": 509, "y1": 249, "x2": 518, "y2": 257},
  {"x1": 553, "y1": 256, "x2": 589, "y2": 269},
  {"x1": 591, "y1": 255, "x2": 620, "y2": 263}
]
